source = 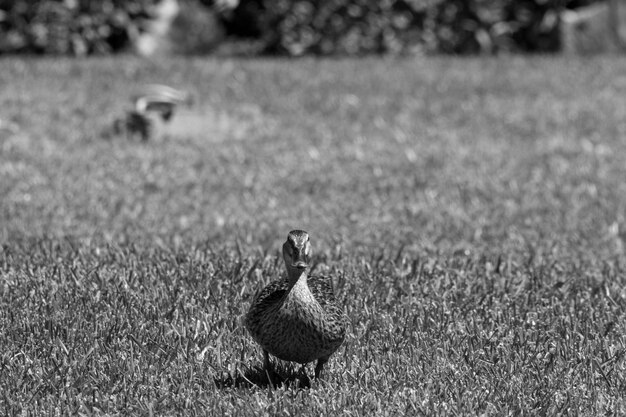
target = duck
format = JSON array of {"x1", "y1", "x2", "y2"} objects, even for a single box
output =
[
  {"x1": 245, "y1": 230, "x2": 347, "y2": 379},
  {"x1": 111, "y1": 84, "x2": 192, "y2": 141}
]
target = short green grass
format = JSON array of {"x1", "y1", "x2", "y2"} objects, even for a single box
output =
[{"x1": 1, "y1": 56, "x2": 626, "y2": 415}]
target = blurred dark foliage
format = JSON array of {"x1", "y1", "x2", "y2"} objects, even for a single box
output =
[
  {"x1": 221, "y1": 0, "x2": 432, "y2": 55},
  {"x1": 0, "y1": 0, "x2": 605, "y2": 55},
  {"x1": 221, "y1": 0, "x2": 602, "y2": 55},
  {"x1": 0, "y1": 0, "x2": 156, "y2": 55}
]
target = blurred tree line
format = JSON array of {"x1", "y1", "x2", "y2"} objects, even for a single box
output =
[{"x1": 0, "y1": 0, "x2": 602, "y2": 55}]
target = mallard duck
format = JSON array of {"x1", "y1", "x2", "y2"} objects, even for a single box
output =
[
  {"x1": 245, "y1": 230, "x2": 347, "y2": 379},
  {"x1": 111, "y1": 84, "x2": 192, "y2": 141}
]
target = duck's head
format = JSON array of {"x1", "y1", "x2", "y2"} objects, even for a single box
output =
[{"x1": 282, "y1": 230, "x2": 310, "y2": 274}]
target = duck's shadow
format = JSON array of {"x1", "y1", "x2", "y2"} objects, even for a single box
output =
[{"x1": 214, "y1": 364, "x2": 312, "y2": 389}]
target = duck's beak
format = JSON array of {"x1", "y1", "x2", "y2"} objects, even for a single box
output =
[
  {"x1": 293, "y1": 261, "x2": 308, "y2": 270},
  {"x1": 292, "y1": 249, "x2": 308, "y2": 270}
]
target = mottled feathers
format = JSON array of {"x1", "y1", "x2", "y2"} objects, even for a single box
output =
[
  {"x1": 247, "y1": 274, "x2": 342, "y2": 321},
  {"x1": 245, "y1": 273, "x2": 347, "y2": 368},
  {"x1": 245, "y1": 230, "x2": 347, "y2": 377}
]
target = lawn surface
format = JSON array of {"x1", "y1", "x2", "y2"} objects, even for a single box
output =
[{"x1": 1, "y1": 56, "x2": 626, "y2": 415}]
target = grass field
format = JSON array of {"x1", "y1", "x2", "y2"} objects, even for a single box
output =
[{"x1": 1, "y1": 56, "x2": 626, "y2": 415}]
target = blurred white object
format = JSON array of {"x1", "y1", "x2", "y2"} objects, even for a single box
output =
[
  {"x1": 132, "y1": 0, "x2": 227, "y2": 56},
  {"x1": 561, "y1": 0, "x2": 626, "y2": 54},
  {"x1": 214, "y1": 0, "x2": 239, "y2": 12},
  {"x1": 134, "y1": 0, "x2": 179, "y2": 56}
]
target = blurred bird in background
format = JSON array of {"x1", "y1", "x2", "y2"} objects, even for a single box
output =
[{"x1": 110, "y1": 84, "x2": 193, "y2": 141}]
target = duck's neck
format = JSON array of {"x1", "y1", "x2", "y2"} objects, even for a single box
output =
[
  {"x1": 287, "y1": 268, "x2": 307, "y2": 290},
  {"x1": 286, "y1": 269, "x2": 318, "y2": 305}
]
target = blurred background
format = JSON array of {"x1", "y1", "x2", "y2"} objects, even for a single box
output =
[
  {"x1": 0, "y1": 0, "x2": 624, "y2": 57},
  {"x1": 3, "y1": 0, "x2": 626, "y2": 255}
]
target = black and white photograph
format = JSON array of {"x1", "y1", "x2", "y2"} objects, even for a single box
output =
[{"x1": 1, "y1": 0, "x2": 626, "y2": 414}]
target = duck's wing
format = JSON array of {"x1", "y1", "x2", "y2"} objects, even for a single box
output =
[
  {"x1": 249, "y1": 278, "x2": 289, "y2": 311},
  {"x1": 308, "y1": 274, "x2": 348, "y2": 336}
]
